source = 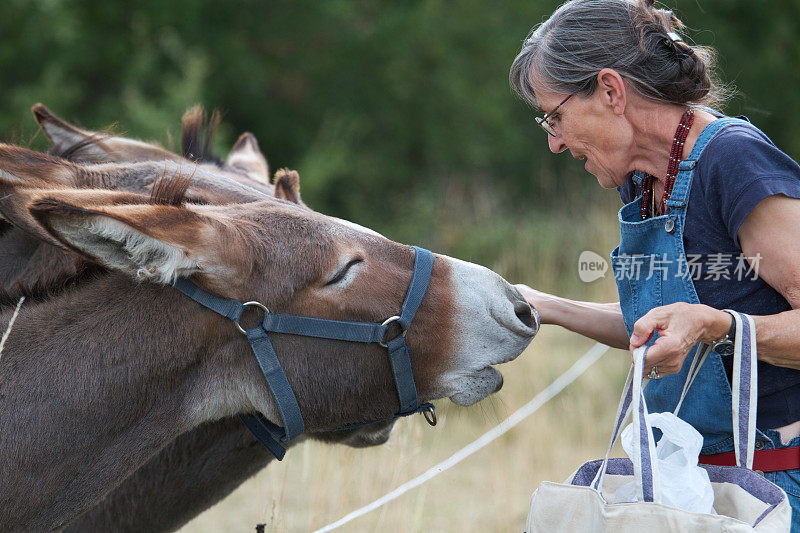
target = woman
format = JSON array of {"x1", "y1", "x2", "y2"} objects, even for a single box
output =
[{"x1": 510, "y1": 0, "x2": 800, "y2": 525}]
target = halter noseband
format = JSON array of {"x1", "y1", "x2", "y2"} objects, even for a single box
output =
[{"x1": 172, "y1": 246, "x2": 436, "y2": 460}]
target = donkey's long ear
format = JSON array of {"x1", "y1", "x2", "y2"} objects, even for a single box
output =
[
  {"x1": 0, "y1": 178, "x2": 79, "y2": 248},
  {"x1": 0, "y1": 143, "x2": 79, "y2": 189},
  {"x1": 0, "y1": 176, "x2": 150, "y2": 248},
  {"x1": 32, "y1": 103, "x2": 183, "y2": 164},
  {"x1": 226, "y1": 132, "x2": 270, "y2": 184},
  {"x1": 0, "y1": 144, "x2": 75, "y2": 229},
  {"x1": 273, "y1": 168, "x2": 304, "y2": 206},
  {"x1": 29, "y1": 192, "x2": 227, "y2": 284},
  {"x1": 32, "y1": 103, "x2": 105, "y2": 160}
]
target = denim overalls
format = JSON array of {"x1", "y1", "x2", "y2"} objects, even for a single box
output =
[{"x1": 612, "y1": 116, "x2": 800, "y2": 528}]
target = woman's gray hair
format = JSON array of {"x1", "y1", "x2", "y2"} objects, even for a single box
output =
[{"x1": 510, "y1": 0, "x2": 728, "y2": 110}]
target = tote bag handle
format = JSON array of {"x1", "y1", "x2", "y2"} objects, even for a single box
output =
[
  {"x1": 591, "y1": 310, "x2": 757, "y2": 499},
  {"x1": 672, "y1": 311, "x2": 757, "y2": 469},
  {"x1": 591, "y1": 346, "x2": 661, "y2": 503}
]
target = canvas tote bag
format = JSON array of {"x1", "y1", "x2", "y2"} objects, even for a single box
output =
[{"x1": 526, "y1": 311, "x2": 791, "y2": 532}]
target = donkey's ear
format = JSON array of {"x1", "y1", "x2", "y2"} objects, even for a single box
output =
[
  {"x1": 33, "y1": 103, "x2": 184, "y2": 164},
  {"x1": 226, "y1": 132, "x2": 270, "y2": 184},
  {"x1": 0, "y1": 143, "x2": 78, "y2": 187},
  {"x1": 28, "y1": 192, "x2": 225, "y2": 284},
  {"x1": 273, "y1": 168, "x2": 304, "y2": 206},
  {"x1": 0, "y1": 177, "x2": 151, "y2": 248},
  {"x1": 0, "y1": 181, "x2": 72, "y2": 248},
  {"x1": 32, "y1": 103, "x2": 101, "y2": 157}
]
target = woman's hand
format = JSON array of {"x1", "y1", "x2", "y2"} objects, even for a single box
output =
[
  {"x1": 514, "y1": 283, "x2": 558, "y2": 324},
  {"x1": 514, "y1": 284, "x2": 630, "y2": 348},
  {"x1": 630, "y1": 302, "x2": 731, "y2": 377}
]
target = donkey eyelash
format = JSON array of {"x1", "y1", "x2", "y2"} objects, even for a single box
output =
[{"x1": 324, "y1": 258, "x2": 363, "y2": 286}]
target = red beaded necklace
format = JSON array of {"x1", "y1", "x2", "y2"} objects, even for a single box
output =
[{"x1": 640, "y1": 108, "x2": 695, "y2": 220}]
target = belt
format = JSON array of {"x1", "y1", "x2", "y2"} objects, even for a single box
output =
[{"x1": 699, "y1": 446, "x2": 800, "y2": 473}]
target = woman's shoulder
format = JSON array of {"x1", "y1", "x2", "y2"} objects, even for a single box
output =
[
  {"x1": 693, "y1": 118, "x2": 800, "y2": 245},
  {"x1": 697, "y1": 119, "x2": 800, "y2": 177}
]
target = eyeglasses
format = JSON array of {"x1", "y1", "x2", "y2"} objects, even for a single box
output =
[{"x1": 535, "y1": 94, "x2": 573, "y2": 137}]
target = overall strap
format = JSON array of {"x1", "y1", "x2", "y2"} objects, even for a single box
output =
[{"x1": 666, "y1": 117, "x2": 746, "y2": 209}]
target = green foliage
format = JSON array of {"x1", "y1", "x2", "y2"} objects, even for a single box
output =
[{"x1": 0, "y1": 1, "x2": 797, "y2": 277}]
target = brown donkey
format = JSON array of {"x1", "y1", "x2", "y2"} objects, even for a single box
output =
[
  {"x1": 0, "y1": 149, "x2": 537, "y2": 530},
  {"x1": 8, "y1": 106, "x2": 316, "y2": 531},
  {"x1": 32, "y1": 103, "x2": 278, "y2": 197},
  {"x1": 33, "y1": 103, "x2": 302, "y2": 205},
  {"x1": 0, "y1": 145, "x2": 392, "y2": 531},
  {"x1": 1, "y1": 105, "x2": 300, "y2": 306}
]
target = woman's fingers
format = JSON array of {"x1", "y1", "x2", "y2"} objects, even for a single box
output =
[
  {"x1": 513, "y1": 283, "x2": 552, "y2": 323},
  {"x1": 631, "y1": 303, "x2": 698, "y2": 377},
  {"x1": 641, "y1": 337, "x2": 685, "y2": 376},
  {"x1": 629, "y1": 310, "x2": 661, "y2": 349}
]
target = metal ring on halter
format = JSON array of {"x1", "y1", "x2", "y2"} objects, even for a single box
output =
[
  {"x1": 378, "y1": 315, "x2": 404, "y2": 348},
  {"x1": 235, "y1": 301, "x2": 270, "y2": 334},
  {"x1": 648, "y1": 366, "x2": 660, "y2": 380},
  {"x1": 422, "y1": 404, "x2": 437, "y2": 426}
]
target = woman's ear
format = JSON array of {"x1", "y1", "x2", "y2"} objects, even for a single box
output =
[{"x1": 595, "y1": 68, "x2": 627, "y2": 116}]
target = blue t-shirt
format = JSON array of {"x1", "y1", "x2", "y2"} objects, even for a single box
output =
[{"x1": 618, "y1": 119, "x2": 800, "y2": 429}]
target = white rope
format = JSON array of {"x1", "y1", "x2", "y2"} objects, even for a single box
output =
[
  {"x1": 0, "y1": 297, "x2": 24, "y2": 361},
  {"x1": 313, "y1": 342, "x2": 610, "y2": 532}
]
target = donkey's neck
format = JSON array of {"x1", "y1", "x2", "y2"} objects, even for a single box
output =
[{"x1": 0, "y1": 274, "x2": 247, "y2": 530}]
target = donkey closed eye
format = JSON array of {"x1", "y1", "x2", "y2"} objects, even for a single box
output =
[{"x1": 324, "y1": 258, "x2": 363, "y2": 286}]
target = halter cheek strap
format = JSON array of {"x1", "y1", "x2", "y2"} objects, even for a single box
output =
[{"x1": 172, "y1": 246, "x2": 436, "y2": 460}]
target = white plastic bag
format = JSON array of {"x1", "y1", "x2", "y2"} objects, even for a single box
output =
[{"x1": 613, "y1": 411, "x2": 716, "y2": 515}]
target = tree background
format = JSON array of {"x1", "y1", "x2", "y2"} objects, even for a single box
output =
[{"x1": 1, "y1": 0, "x2": 797, "y2": 289}]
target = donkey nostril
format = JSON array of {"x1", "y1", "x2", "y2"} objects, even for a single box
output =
[
  {"x1": 514, "y1": 300, "x2": 536, "y2": 330},
  {"x1": 494, "y1": 373, "x2": 504, "y2": 393}
]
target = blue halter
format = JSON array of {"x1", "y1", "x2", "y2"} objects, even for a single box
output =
[{"x1": 172, "y1": 246, "x2": 436, "y2": 460}]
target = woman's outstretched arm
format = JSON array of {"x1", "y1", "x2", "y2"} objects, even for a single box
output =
[{"x1": 515, "y1": 284, "x2": 629, "y2": 349}]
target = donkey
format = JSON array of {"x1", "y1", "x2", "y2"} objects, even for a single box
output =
[
  {"x1": 0, "y1": 147, "x2": 394, "y2": 530},
  {"x1": 33, "y1": 103, "x2": 303, "y2": 206},
  {"x1": 0, "y1": 179, "x2": 394, "y2": 533},
  {"x1": 0, "y1": 147, "x2": 537, "y2": 530},
  {"x1": 2, "y1": 104, "x2": 305, "y2": 305},
  {"x1": 32, "y1": 103, "x2": 282, "y2": 198}
]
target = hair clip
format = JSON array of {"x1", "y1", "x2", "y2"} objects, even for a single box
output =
[
  {"x1": 664, "y1": 31, "x2": 694, "y2": 57},
  {"x1": 666, "y1": 31, "x2": 683, "y2": 43}
]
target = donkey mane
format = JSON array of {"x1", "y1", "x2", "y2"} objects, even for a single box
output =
[
  {"x1": 181, "y1": 105, "x2": 224, "y2": 165},
  {"x1": 150, "y1": 168, "x2": 193, "y2": 206}
]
